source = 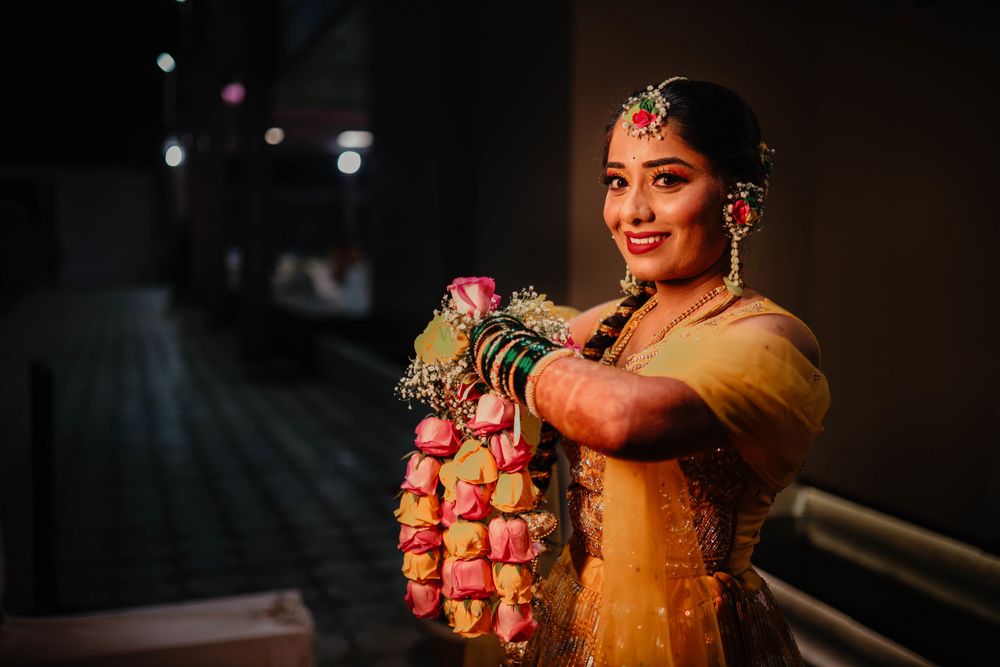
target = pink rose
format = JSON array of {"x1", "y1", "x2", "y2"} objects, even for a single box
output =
[
  {"x1": 440, "y1": 499, "x2": 457, "y2": 527},
  {"x1": 487, "y1": 430, "x2": 533, "y2": 472},
  {"x1": 441, "y1": 557, "x2": 456, "y2": 597},
  {"x1": 632, "y1": 110, "x2": 653, "y2": 128},
  {"x1": 398, "y1": 524, "x2": 442, "y2": 554},
  {"x1": 493, "y1": 602, "x2": 538, "y2": 643},
  {"x1": 447, "y1": 276, "x2": 500, "y2": 316},
  {"x1": 455, "y1": 480, "x2": 494, "y2": 520},
  {"x1": 400, "y1": 453, "x2": 442, "y2": 496},
  {"x1": 414, "y1": 417, "x2": 460, "y2": 457},
  {"x1": 488, "y1": 516, "x2": 540, "y2": 563},
  {"x1": 467, "y1": 393, "x2": 515, "y2": 436},
  {"x1": 405, "y1": 580, "x2": 442, "y2": 619},
  {"x1": 732, "y1": 199, "x2": 751, "y2": 225},
  {"x1": 448, "y1": 557, "x2": 496, "y2": 599}
]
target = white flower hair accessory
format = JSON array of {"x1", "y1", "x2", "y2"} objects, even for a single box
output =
[{"x1": 620, "y1": 76, "x2": 687, "y2": 140}]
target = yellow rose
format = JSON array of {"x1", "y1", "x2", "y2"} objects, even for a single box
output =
[
  {"x1": 454, "y1": 439, "x2": 499, "y2": 484},
  {"x1": 492, "y1": 562, "x2": 534, "y2": 604},
  {"x1": 413, "y1": 314, "x2": 469, "y2": 364},
  {"x1": 438, "y1": 459, "x2": 457, "y2": 501},
  {"x1": 491, "y1": 471, "x2": 539, "y2": 512},
  {"x1": 443, "y1": 520, "x2": 490, "y2": 559},
  {"x1": 451, "y1": 599, "x2": 493, "y2": 638},
  {"x1": 394, "y1": 491, "x2": 440, "y2": 527},
  {"x1": 519, "y1": 411, "x2": 542, "y2": 448},
  {"x1": 402, "y1": 549, "x2": 441, "y2": 582},
  {"x1": 442, "y1": 598, "x2": 457, "y2": 628}
]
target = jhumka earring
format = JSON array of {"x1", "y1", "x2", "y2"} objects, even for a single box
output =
[
  {"x1": 722, "y1": 181, "x2": 767, "y2": 296},
  {"x1": 720, "y1": 141, "x2": 773, "y2": 296},
  {"x1": 621, "y1": 265, "x2": 643, "y2": 296}
]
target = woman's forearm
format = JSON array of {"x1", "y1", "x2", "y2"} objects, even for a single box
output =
[{"x1": 532, "y1": 357, "x2": 728, "y2": 461}]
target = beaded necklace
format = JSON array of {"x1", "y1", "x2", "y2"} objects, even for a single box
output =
[{"x1": 601, "y1": 284, "x2": 728, "y2": 367}]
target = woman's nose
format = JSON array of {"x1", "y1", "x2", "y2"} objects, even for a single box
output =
[{"x1": 621, "y1": 185, "x2": 654, "y2": 225}]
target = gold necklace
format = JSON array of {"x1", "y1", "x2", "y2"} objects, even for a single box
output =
[
  {"x1": 647, "y1": 285, "x2": 727, "y2": 346},
  {"x1": 602, "y1": 284, "x2": 728, "y2": 367}
]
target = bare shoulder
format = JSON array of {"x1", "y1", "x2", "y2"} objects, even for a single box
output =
[
  {"x1": 568, "y1": 298, "x2": 621, "y2": 346},
  {"x1": 727, "y1": 303, "x2": 822, "y2": 368}
]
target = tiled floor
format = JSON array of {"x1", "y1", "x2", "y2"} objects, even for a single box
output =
[{"x1": 0, "y1": 286, "x2": 465, "y2": 666}]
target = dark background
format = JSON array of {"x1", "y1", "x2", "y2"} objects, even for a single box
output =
[{"x1": 1, "y1": 1, "x2": 998, "y2": 664}]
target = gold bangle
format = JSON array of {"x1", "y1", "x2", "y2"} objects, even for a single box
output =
[{"x1": 525, "y1": 348, "x2": 576, "y2": 418}]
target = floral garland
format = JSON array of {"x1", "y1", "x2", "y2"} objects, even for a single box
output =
[{"x1": 393, "y1": 276, "x2": 572, "y2": 652}]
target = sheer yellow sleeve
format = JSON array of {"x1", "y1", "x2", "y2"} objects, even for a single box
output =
[{"x1": 640, "y1": 320, "x2": 831, "y2": 490}]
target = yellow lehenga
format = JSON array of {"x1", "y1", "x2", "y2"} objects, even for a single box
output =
[{"x1": 517, "y1": 297, "x2": 831, "y2": 666}]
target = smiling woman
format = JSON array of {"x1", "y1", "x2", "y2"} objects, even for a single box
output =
[{"x1": 462, "y1": 78, "x2": 831, "y2": 666}]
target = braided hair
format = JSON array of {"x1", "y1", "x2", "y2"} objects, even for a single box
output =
[{"x1": 579, "y1": 282, "x2": 657, "y2": 362}]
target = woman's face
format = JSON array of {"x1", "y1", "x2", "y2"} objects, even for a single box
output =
[{"x1": 603, "y1": 122, "x2": 728, "y2": 284}]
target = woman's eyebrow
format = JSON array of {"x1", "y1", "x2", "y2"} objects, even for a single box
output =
[{"x1": 604, "y1": 157, "x2": 695, "y2": 170}]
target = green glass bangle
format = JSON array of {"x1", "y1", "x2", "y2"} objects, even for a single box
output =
[
  {"x1": 483, "y1": 331, "x2": 533, "y2": 390},
  {"x1": 498, "y1": 342, "x2": 527, "y2": 395},
  {"x1": 512, "y1": 341, "x2": 557, "y2": 402},
  {"x1": 483, "y1": 330, "x2": 530, "y2": 372},
  {"x1": 470, "y1": 315, "x2": 522, "y2": 350}
]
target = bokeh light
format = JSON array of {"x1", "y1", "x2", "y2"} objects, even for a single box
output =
[{"x1": 337, "y1": 151, "x2": 361, "y2": 174}]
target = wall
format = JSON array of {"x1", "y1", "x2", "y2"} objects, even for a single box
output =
[{"x1": 568, "y1": 0, "x2": 1000, "y2": 550}]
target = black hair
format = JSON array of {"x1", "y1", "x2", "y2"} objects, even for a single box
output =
[{"x1": 602, "y1": 79, "x2": 767, "y2": 188}]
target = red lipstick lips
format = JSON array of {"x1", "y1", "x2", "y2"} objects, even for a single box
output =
[{"x1": 624, "y1": 231, "x2": 670, "y2": 255}]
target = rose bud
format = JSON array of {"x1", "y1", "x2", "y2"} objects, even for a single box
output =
[
  {"x1": 400, "y1": 453, "x2": 442, "y2": 496},
  {"x1": 414, "y1": 417, "x2": 460, "y2": 457},
  {"x1": 454, "y1": 439, "x2": 499, "y2": 484},
  {"x1": 491, "y1": 471, "x2": 538, "y2": 513},
  {"x1": 732, "y1": 199, "x2": 751, "y2": 225},
  {"x1": 493, "y1": 602, "x2": 538, "y2": 643},
  {"x1": 487, "y1": 516, "x2": 537, "y2": 563},
  {"x1": 487, "y1": 430, "x2": 533, "y2": 472},
  {"x1": 404, "y1": 580, "x2": 441, "y2": 619},
  {"x1": 449, "y1": 557, "x2": 495, "y2": 599},
  {"x1": 451, "y1": 598, "x2": 493, "y2": 638},
  {"x1": 447, "y1": 276, "x2": 499, "y2": 316},
  {"x1": 467, "y1": 393, "x2": 515, "y2": 436},
  {"x1": 492, "y1": 562, "x2": 533, "y2": 604},
  {"x1": 455, "y1": 480, "x2": 494, "y2": 520},
  {"x1": 401, "y1": 548, "x2": 441, "y2": 582},
  {"x1": 440, "y1": 498, "x2": 458, "y2": 527},
  {"x1": 443, "y1": 519, "x2": 490, "y2": 560},
  {"x1": 394, "y1": 491, "x2": 440, "y2": 527},
  {"x1": 397, "y1": 524, "x2": 442, "y2": 554}
]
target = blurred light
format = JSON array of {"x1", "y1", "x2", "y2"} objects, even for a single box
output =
[
  {"x1": 221, "y1": 82, "x2": 246, "y2": 106},
  {"x1": 336, "y1": 131, "x2": 373, "y2": 149},
  {"x1": 264, "y1": 127, "x2": 285, "y2": 145},
  {"x1": 164, "y1": 142, "x2": 184, "y2": 167},
  {"x1": 337, "y1": 151, "x2": 361, "y2": 174},
  {"x1": 157, "y1": 53, "x2": 176, "y2": 73}
]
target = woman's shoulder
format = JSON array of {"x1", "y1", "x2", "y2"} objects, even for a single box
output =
[{"x1": 710, "y1": 291, "x2": 822, "y2": 368}]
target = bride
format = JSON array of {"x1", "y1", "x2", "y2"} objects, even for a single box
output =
[{"x1": 466, "y1": 77, "x2": 830, "y2": 665}]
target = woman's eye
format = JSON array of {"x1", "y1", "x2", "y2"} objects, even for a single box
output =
[
  {"x1": 603, "y1": 175, "x2": 628, "y2": 190},
  {"x1": 654, "y1": 172, "x2": 685, "y2": 187}
]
